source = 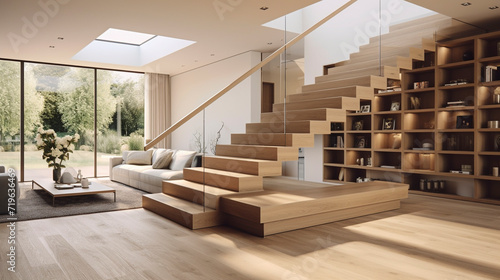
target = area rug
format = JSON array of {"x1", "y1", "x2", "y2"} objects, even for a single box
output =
[{"x1": 0, "y1": 179, "x2": 147, "y2": 223}]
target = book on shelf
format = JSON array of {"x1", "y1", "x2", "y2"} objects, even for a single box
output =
[
  {"x1": 484, "y1": 65, "x2": 499, "y2": 82},
  {"x1": 378, "y1": 87, "x2": 401, "y2": 94},
  {"x1": 446, "y1": 100, "x2": 466, "y2": 107}
]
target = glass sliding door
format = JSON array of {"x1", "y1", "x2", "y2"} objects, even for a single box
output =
[
  {"x1": 96, "y1": 70, "x2": 144, "y2": 177},
  {"x1": 0, "y1": 60, "x2": 21, "y2": 177},
  {"x1": 24, "y1": 63, "x2": 95, "y2": 180}
]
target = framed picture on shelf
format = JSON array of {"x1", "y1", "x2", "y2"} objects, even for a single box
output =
[
  {"x1": 352, "y1": 120, "x2": 364, "y2": 130},
  {"x1": 382, "y1": 117, "x2": 395, "y2": 130},
  {"x1": 456, "y1": 115, "x2": 473, "y2": 129},
  {"x1": 360, "y1": 105, "x2": 371, "y2": 113},
  {"x1": 410, "y1": 96, "x2": 421, "y2": 110},
  {"x1": 355, "y1": 136, "x2": 366, "y2": 148},
  {"x1": 390, "y1": 101, "x2": 401, "y2": 111}
]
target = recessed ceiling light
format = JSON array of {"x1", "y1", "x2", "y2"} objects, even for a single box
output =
[
  {"x1": 489, "y1": 6, "x2": 499, "y2": 10},
  {"x1": 461, "y1": 2, "x2": 471, "y2": 6},
  {"x1": 57, "y1": 37, "x2": 64, "y2": 40},
  {"x1": 267, "y1": 42, "x2": 273, "y2": 45},
  {"x1": 49, "y1": 46, "x2": 55, "y2": 48},
  {"x1": 260, "y1": 6, "x2": 269, "y2": 10},
  {"x1": 210, "y1": 54, "x2": 215, "y2": 56}
]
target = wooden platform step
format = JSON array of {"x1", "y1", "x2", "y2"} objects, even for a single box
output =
[
  {"x1": 246, "y1": 120, "x2": 330, "y2": 134},
  {"x1": 311, "y1": 75, "x2": 387, "y2": 90},
  {"x1": 273, "y1": 96, "x2": 359, "y2": 112},
  {"x1": 349, "y1": 45, "x2": 424, "y2": 63},
  {"x1": 231, "y1": 133, "x2": 315, "y2": 147},
  {"x1": 325, "y1": 65, "x2": 400, "y2": 80},
  {"x1": 163, "y1": 180, "x2": 235, "y2": 209},
  {"x1": 183, "y1": 167, "x2": 264, "y2": 192},
  {"x1": 328, "y1": 56, "x2": 412, "y2": 74},
  {"x1": 220, "y1": 180, "x2": 409, "y2": 236},
  {"x1": 203, "y1": 156, "x2": 282, "y2": 176},
  {"x1": 142, "y1": 193, "x2": 223, "y2": 229},
  {"x1": 216, "y1": 144, "x2": 298, "y2": 161},
  {"x1": 290, "y1": 86, "x2": 374, "y2": 102},
  {"x1": 261, "y1": 108, "x2": 345, "y2": 123}
]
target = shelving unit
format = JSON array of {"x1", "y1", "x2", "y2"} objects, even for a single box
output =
[{"x1": 323, "y1": 30, "x2": 500, "y2": 205}]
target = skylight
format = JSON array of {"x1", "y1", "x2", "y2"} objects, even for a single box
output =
[
  {"x1": 73, "y1": 28, "x2": 196, "y2": 67},
  {"x1": 96, "y1": 28, "x2": 156, "y2": 46}
]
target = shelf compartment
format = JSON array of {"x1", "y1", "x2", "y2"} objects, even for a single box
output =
[
  {"x1": 477, "y1": 155, "x2": 500, "y2": 177},
  {"x1": 437, "y1": 131, "x2": 474, "y2": 152},
  {"x1": 346, "y1": 133, "x2": 371, "y2": 149},
  {"x1": 404, "y1": 91, "x2": 435, "y2": 110},
  {"x1": 475, "y1": 179, "x2": 500, "y2": 204},
  {"x1": 436, "y1": 87, "x2": 475, "y2": 109},
  {"x1": 347, "y1": 115, "x2": 371, "y2": 131},
  {"x1": 437, "y1": 154, "x2": 474, "y2": 175},
  {"x1": 374, "y1": 113, "x2": 402, "y2": 131},
  {"x1": 373, "y1": 151, "x2": 401, "y2": 170},
  {"x1": 404, "y1": 131, "x2": 435, "y2": 151},
  {"x1": 478, "y1": 107, "x2": 500, "y2": 129},
  {"x1": 325, "y1": 133, "x2": 345, "y2": 148},
  {"x1": 437, "y1": 110, "x2": 474, "y2": 130},
  {"x1": 324, "y1": 150, "x2": 344, "y2": 165},
  {"x1": 405, "y1": 173, "x2": 475, "y2": 198},
  {"x1": 374, "y1": 93, "x2": 402, "y2": 112},
  {"x1": 404, "y1": 111, "x2": 435, "y2": 130},
  {"x1": 437, "y1": 38, "x2": 475, "y2": 65},
  {"x1": 478, "y1": 131, "x2": 500, "y2": 152},
  {"x1": 323, "y1": 165, "x2": 345, "y2": 182},
  {"x1": 346, "y1": 150, "x2": 372, "y2": 166},
  {"x1": 437, "y1": 64, "x2": 474, "y2": 90},
  {"x1": 402, "y1": 68, "x2": 435, "y2": 91},
  {"x1": 373, "y1": 132, "x2": 402, "y2": 150},
  {"x1": 403, "y1": 152, "x2": 435, "y2": 172},
  {"x1": 344, "y1": 168, "x2": 368, "y2": 183},
  {"x1": 477, "y1": 32, "x2": 500, "y2": 59}
]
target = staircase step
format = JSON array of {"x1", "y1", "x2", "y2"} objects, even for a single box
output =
[
  {"x1": 183, "y1": 167, "x2": 263, "y2": 192},
  {"x1": 312, "y1": 75, "x2": 386, "y2": 89},
  {"x1": 163, "y1": 180, "x2": 235, "y2": 209},
  {"x1": 142, "y1": 193, "x2": 223, "y2": 229},
  {"x1": 203, "y1": 156, "x2": 282, "y2": 176},
  {"x1": 246, "y1": 120, "x2": 330, "y2": 134},
  {"x1": 231, "y1": 133, "x2": 315, "y2": 147},
  {"x1": 330, "y1": 56, "x2": 412, "y2": 73},
  {"x1": 273, "y1": 96, "x2": 359, "y2": 112},
  {"x1": 216, "y1": 144, "x2": 298, "y2": 161},
  {"x1": 325, "y1": 65, "x2": 400, "y2": 80},
  {"x1": 261, "y1": 108, "x2": 345, "y2": 123},
  {"x1": 291, "y1": 86, "x2": 373, "y2": 102}
]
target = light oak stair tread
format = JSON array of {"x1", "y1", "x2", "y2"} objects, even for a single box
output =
[
  {"x1": 164, "y1": 179, "x2": 236, "y2": 196},
  {"x1": 185, "y1": 167, "x2": 260, "y2": 178},
  {"x1": 216, "y1": 144, "x2": 298, "y2": 161},
  {"x1": 204, "y1": 155, "x2": 282, "y2": 165},
  {"x1": 143, "y1": 193, "x2": 214, "y2": 213},
  {"x1": 290, "y1": 86, "x2": 374, "y2": 102},
  {"x1": 231, "y1": 133, "x2": 315, "y2": 147},
  {"x1": 312, "y1": 75, "x2": 386, "y2": 89}
]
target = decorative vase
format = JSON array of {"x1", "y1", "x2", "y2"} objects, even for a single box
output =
[{"x1": 53, "y1": 168, "x2": 61, "y2": 182}]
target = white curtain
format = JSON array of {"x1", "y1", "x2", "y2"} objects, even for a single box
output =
[{"x1": 145, "y1": 73, "x2": 171, "y2": 149}]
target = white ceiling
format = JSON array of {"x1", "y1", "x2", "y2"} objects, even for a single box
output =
[
  {"x1": 1, "y1": 0, "x2": 499, "y2": 76},
  {"x1": 408, "y1": 0, "x2": 500, "y2": 31},
  {"x1": 0, "y1": 0, "x2": 318, "y2": 75}
]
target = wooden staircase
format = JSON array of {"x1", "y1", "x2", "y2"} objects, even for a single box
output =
[{"x1": 142, "y1": 15, "x2": 471, "y2": 235}]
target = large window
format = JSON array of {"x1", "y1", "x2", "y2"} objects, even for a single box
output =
[
  {"x1": 0, "y1": 60, "x2": 21, "y2": 176},
  {"x1": 0, "y1": 59, "x2": 144, "y2": 181}
]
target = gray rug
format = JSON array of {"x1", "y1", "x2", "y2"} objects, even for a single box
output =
[{"x1": 0, "y1": 179, "x2": 146, "y2": 222}]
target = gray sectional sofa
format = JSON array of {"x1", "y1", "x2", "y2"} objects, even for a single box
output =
[{"x1": 109, "y1": 149, "x2": 197, "y2": 193}]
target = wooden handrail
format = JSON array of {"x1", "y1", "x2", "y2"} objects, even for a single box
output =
[{"x1": 145, "y1": 0, "x2": 357, "y2": 150}]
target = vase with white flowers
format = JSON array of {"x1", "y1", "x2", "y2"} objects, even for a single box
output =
[{"x1": 35, "y1": 127, "x2": 80, "y2": 181}]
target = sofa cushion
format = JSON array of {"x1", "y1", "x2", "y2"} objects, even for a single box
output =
[
  {"x1": 169, "y1": 150, "x2": 196, "y2": 171},
  {"x1": 140, "y1": 169, "x2": 184, "y2": 188},
  {"x1": 152, "y1": 148, "x2": 173, "y2": 164},
  {"x1": 125, "y1": 150, "x2": 153, "y2": 165},
  {"x1": 152, "y1": 150, "x2": 173, "y2": 169}
]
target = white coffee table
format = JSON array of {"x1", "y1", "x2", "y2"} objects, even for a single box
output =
[{"x1": 32, "y1": 179, "x2": 116, "y2": 206}]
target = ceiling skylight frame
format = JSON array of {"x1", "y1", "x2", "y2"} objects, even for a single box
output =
[{"x1": 96, "y1": 28, "x2": 157, "y2": 46}]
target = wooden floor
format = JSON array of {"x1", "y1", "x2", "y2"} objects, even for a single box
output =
[{"x1": 1, "y1": 194, "x2": 499, "y2": 279}]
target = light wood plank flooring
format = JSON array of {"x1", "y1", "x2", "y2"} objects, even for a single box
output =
[{"x1": 1, "y1": 194, "x2": 499, "y2": 280}]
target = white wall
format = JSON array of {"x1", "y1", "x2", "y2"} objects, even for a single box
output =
[{"x1": 170, "y1": 51, "x2": 261, "y2": 152}]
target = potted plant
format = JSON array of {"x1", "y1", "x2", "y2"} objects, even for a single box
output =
[{"x1": 35, "y1": 128, "x2": 80, "y2": 181}]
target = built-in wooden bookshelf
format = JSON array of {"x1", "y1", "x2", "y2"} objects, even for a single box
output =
[{"x1": 323, "y1": 30, "x2": 500, "y2": 205}]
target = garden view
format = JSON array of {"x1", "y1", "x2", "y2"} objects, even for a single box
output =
[{"x1": 0, "y1": 60, "x2": 144, "y2": 180}]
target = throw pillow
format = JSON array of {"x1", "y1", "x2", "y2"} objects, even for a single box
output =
[
  {"x1": 169, "y1": 150, "x2": 196, "y2": 171},
  {"x1": 125, "y1": 150, "x2": 153, "y2": 165},
  {"x1": 152, "y1": 151, "x2": 173, "y2": 169}
]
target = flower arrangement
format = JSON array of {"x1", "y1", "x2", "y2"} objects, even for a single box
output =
[{"x1": 35, "y1": 128, "x2": 80, "y2": 170}]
